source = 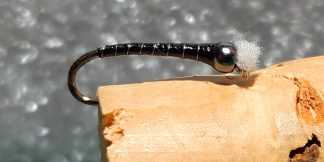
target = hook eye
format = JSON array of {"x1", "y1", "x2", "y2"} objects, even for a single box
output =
[{"x1": 234, "y1": 64, "x2": 249, "y2": 78}]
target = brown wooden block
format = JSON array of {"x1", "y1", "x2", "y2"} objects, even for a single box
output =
[{"x1": 98, "y1": 56, "x2": 324, "y2": 162}]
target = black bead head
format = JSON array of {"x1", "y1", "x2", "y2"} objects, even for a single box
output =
[{"x1": 213, "y1": 42, "x2": 237, "y2": 73}]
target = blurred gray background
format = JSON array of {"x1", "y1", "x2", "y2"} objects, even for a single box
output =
[{"x1": 0, "y1": 0, "x2": 323, "y2": 161}]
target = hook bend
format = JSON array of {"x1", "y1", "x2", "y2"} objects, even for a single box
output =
[{"x1": 67, "y1": 50, "x2": 99, "y2": 105}]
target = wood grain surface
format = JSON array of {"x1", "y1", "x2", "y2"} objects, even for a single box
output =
[{"x1": 98, "y1": 56, "x2": 324, "y2": 162}]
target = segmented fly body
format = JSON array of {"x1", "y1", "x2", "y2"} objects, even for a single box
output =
[{"x1": 98, "y1": 42, "x2": 239, "y2": 72}]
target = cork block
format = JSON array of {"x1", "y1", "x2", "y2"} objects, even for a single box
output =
[{"x1": 98, "y1": 56, "x2": 324, "y2": 162}]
